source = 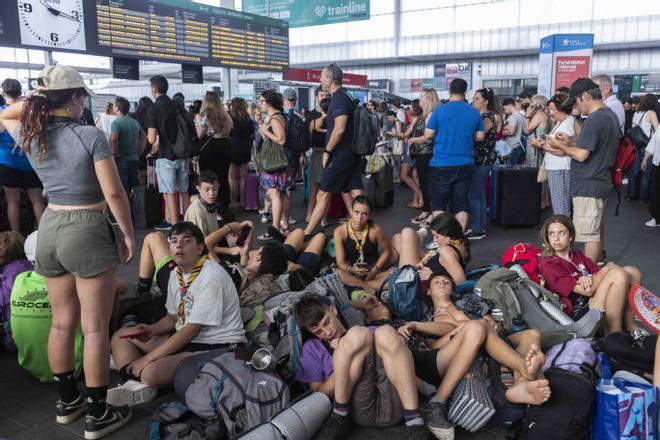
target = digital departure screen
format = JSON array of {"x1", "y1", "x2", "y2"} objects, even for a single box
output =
[{"x1": 0, "y1": 0, "x2": 289, "y2": 72}]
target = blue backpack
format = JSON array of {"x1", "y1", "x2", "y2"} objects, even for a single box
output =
[{"x1": 383, "y1": 265, "x2": 424, "y2": 321}]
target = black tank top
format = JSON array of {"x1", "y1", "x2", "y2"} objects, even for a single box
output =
[
  {"x1": 422, "y1": 242, "x2": 468, "y2": 273},
  {"x1": 344, "y1": 223, "x2": 380, "y2": 266}
]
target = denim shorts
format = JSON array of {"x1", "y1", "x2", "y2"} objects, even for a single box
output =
[
  {"x1": 428, "y1": 164, "x2": 474, "y2": 213},
  {"x1": 155, "y1": 158, "x2": 189, "y2": 194},
  {"x1": 401, "y1": 155, "x2": 416, "y2": 167}
]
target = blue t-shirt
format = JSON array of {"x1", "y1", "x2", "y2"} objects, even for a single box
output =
[
  {"x1": 426, "y1": 101, "x2": 484, "y2": 167},
  {"x1": 0, "y1": 106, "x2": 32, "y2": 171}
]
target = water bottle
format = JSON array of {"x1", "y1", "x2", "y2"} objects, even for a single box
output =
[{"x1": 510, "y1": 315, "x2": 526, "y2": 333}]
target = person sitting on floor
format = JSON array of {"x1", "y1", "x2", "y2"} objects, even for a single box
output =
[
  {"x1": 294, "y1": 293, "x2": 430, "y2": 440},
  {"x1": 334, "y1": 195, "x2": 393, "y2": 293},
  {"x1": 109, "y1": 222, "x2": 246, "y2": 404},
  {"x1": 538, "y1": 214, "x2": 642, "y2": 333},
  {"x1": 392, "y1": 214, "x2": 469, "y2": 285}
]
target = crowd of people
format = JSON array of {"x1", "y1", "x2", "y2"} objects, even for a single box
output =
[{"x1": 0, "y1": 63, "x2": 658, "y2": 440}]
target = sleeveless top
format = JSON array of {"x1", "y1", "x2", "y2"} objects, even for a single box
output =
[
  {"x1": 474, "y1": 112, "x2": 497, "y2": 166},
  {"x1": 525, "y1": 119, "x2": 547, "y2": 168},
  {"x1": 632, "y1": 111, "x2": 654, "y2": 138},
  {"x1": 410, "y1": 116, "x2": 433, "y2": 156},
  {"x1": 421, "y1": 241, "x2": 469, "y2": 273},
  {"x1": 344, "y1": 223, "x2": 380, "y2": 266}
]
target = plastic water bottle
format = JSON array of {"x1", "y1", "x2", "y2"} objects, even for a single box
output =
[{"x1": 511, "y1": 315, "x2": 526, "y2": 333}]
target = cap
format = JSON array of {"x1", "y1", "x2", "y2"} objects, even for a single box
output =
[
  {"x1": 282, "y1": 88, "x2": 297, "y2": 101},
  {"x1": 564, "y1": 78, "x2": 600, "y2": 106},
  {"x1": 37, "y1": 65, "x2": 97, "y2": 98},
  {"x1": 24, "y1": 230, "x2": 38, "y2": 263}
]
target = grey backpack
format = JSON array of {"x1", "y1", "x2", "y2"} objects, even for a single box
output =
[{"x1": 184, "y1": 351, "x2": 290, "y2": 437}]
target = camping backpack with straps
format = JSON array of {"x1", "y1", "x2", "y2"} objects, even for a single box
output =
[
  {"x1": 501, "y1": 243, "x2": 542, "y2": 284},
  {"x1": 184, "y1": 351, "x2": 290, "y2": 437},
  {"x1": 340, "y1": 91, "x2": 378, "y2": 156},
  {"x1": 474, "y1": 268, "x2": 522, "y2": 331},
  {"x1": 382, "y1": 265, "x2": 425, "y2": 322},
  {"x1": 285, "y1": 112, "x2": 311, "y2": 153},
  {"x1": 1, "y1": 259, "x2": 32, "y2": 350},
  {"x1": 612, "y1": 137, "x2": 638, "y2": 216},
  {"x1": 149, "y1": 401, "x2": 226, "y2": 440},
  {"x1": 171, "y1": 108, "x2": 198, "y2": 159}
]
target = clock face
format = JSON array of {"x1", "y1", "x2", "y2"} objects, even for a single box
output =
[{"x1": 17, "y1": 0, "x2": 86, "y2": 50}]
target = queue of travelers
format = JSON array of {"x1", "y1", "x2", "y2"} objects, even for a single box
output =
[{"x1": 0, "y1": 64, "x2": 658, "y2": 440}]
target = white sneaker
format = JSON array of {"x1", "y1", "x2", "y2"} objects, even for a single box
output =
[
  {"x1": 283, "y1": 217, "x2": 297, "y2": 226},
  {"x1": 645, "y1": 219, "x2": 659, "y2": 227},
  {"x1": 426, "y1": 240, "x2": 438, "y2": 250},
  {"x1": 106, "y1": 380, "x2": 157, "y2": 407},
  {"x1": 416, "y1": 227, "x2": 428, "y2": 241}
]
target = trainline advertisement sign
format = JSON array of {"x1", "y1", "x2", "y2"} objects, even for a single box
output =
[{"x1": 243, "y1": 0, "x2": 370, "y2": 28}]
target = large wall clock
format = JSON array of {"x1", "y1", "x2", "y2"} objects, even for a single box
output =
[{"x1": 17, "y1": 0, "x2": 86, "y2": 50}]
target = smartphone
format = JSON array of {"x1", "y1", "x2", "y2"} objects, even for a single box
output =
[
  {"x1": 236, "y1": 225, "x2": 252, "y2": 247},
  {"x1": 119, "y1": 329, "x2": 150, "y2": 339}
]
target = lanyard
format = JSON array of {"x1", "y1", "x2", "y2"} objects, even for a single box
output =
[
  {"x1": 175, "y1": 256, "x2": 207, "y2": 328},
  {"x1": 347, "y1": 220, "x2": 369, "y2": 263}
]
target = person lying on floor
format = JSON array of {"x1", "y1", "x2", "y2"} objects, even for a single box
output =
[
  {"x1": 333, "y1": 195, "x2": 393, "y2": 294},
  {"x1": 538, "y1": 214, "x2": 643, "y2": 334},
  {"x1": 294, "y1": 293, "x2": 430, "y2": 440},
  {"x1": 110, "y1": 222, "x2": 246, "y2": 402},
  {"x1": 184, "y1": 169, "x2": 254, "y2": 263},
  {"x1": 391, "y1": 214, "x2": 469, "y2": 286}
]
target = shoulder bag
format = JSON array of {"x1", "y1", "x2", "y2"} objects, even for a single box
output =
[{"x1": 255, "y1": 114, "x2": 288, "y2": 173}]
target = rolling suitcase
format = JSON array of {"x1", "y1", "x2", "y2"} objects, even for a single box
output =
[
  {"x1": 131, "y1": 160, "x2": 160, "y2": 228},
  {"x1": 244, "y1": 172, "x2": 260, "y2": 211},
  {"x1": 367, "y1": 164, "x2": 394, "y2": 208},
  {"x1": 490, "y1": 165, "x2": 541, "y2": 227}
]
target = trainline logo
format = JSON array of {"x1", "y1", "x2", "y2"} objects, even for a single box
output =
[{"x1": 315, "y1": 2, "x2": 368, "y2": 18}]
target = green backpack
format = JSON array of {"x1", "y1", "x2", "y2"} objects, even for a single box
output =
[
  {"x1": 474, "y1": 268, "x2": 521, "y2": 331},
  {"x1": 10, "y1": 271, "x2": 84, "y2": 382}
]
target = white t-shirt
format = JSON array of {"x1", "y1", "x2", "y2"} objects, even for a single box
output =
[
  {"x1": 395, "y1": 108, "x2": 406, "y2": 124},
  {"x1": 604, "y1": 95, "x2": 625, "y2": 134},
  {"x1": 544, "y1": 116, "x2": 574, "y2": 171},
  {"x1": 166, "y1": 260, "x2": 246, "y2": 345},
  {"x1": 95, "y1": 114, "x2": 117, "y2": 140}
]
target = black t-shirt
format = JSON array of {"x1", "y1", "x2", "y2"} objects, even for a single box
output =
[
  {"x1": 326, "y1": 87, "x2": 354, "y2": 153},
  {"x1": 305, "y1": 109, "x2": 326, "y2": 149},
  {"x1": 196, "y1": 137, "x2": 232, "y2": 206},
  {"x1": 147, "y1": 95, "x2": 180, "y2": 161}
]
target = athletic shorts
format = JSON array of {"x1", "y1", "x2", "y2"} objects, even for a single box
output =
[
  {"x1": 154, "y1": 255, "x2": 175, "y2": 294},
  {"x1": 0, "y1": 163, "x2": 42, "y2": 189},
  {"x1": 320, "y1": 149, "x2": 363, "y2": 194},
  {"x1": 411, "y1": 349, "x2": 442, "y2": 386},
  {"x1": 350, "y1": 352, "x2": 403, "y2": 427},
  {"x1": 572, "y1": 197, "x2": 605, "y2": 243},
  {"x1": 36, "y1": 208, "x2": 119, "y2": 278},
  {"x1": 282, "y1": 244, "x2": 321, "y2": 274}
]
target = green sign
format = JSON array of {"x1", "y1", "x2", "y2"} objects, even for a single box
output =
[{"x1": 243, "y1": 0, "x2": 370, "y2": 28}]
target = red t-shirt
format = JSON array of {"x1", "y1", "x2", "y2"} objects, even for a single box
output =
[{"x1": 539, "y1": 249, "x2": 600, "y2": 315}]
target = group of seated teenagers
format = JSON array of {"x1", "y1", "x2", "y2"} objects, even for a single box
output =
[{"x1": 95, "y1": 174, "x2": 646, "y2": 439}]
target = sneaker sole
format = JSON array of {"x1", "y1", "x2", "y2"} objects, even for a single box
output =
[
  {"x1": 467, "y1": 235, "x2": 486, "y2": 240},
  {"x1": 427, "y1": 425, "x2": 455, "y2": 440},
  {"x1": 84, "y1": 410, "x2": 132, "y2": 440},
  {"x1": 106, "y1": 386, "x2": 158, "y2": 407},
  {"x1": 56, "y1": 406, "x2": 87, "y2": 425}
]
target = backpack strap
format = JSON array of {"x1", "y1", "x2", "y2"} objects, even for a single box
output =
[{"x1": 550, "y1": 341, "x2": 569, "y2": 369}]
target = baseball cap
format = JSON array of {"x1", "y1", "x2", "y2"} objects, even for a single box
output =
[
  {"x1": 563, "y1": 78, "x2": 599, "y2": 106},
  {"x1": 282, "y1": 88, "x2": 297, "y2": 101},
  {"x1": 37, "y1": 65, "x2": 97, "y2": 98}
]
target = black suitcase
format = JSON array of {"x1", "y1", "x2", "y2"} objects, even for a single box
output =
[
  {"x1": 131, "y1": 159, "x2": 161, "y2": 228},
  {"x1": 367, "y1": 164, "x2": 394, "y2": 208},
  {"x1": 490, "y1": 165, "x2": 541, "y2": 227}
]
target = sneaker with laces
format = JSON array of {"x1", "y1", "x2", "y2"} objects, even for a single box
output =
[
  {"x1": 466, "y1": 230, "x2": 486, "y2": 240},
  {"x1": 423, "y1": 401, "x2": 455, "y2": 440},
  {"x1": 407, "y1": 424, "x2": 432, "y2": 439},
  {"x1": 154, "y1": 221, "x2": 172, "y2": 231},
  {"x1": 646, "y1": 219, "x2": 659, "y2": 227},
  {"x1": 56, "y1": 394, "x2": 87, "y2": 425},
  {"x1": 426, "y1": 240, "x2": 438, "y2": 250},
  {"x1": 260, "y1": 213, "x2": 270, "y2": 224},
  {"x1": 316, "y1": 412, "x2": 350, "y2": 440},
  {"x1": 84, "y1": 405, "x2": 131, "y2": 440},
  {"x1": 106, "y1": 380, "x2": 158, "y2": 407}
]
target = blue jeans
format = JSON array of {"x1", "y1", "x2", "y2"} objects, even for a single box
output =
[
  {"x1": 468, "y1": 165, "x2": 492, "y2": 233},
  {"x1": 627, "y1": 147, "x2": 653, "y2": 200},
  {"x1": 428, "y1": 164, "x2": 474, "y2": 213},
  {"x1": 116, "y1": 158, "x2": 139, "y2": 193},
  {"x1": 509, "y1": 146, "x2": 526, "y2": 165}
]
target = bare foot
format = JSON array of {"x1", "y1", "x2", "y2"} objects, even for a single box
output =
[
  {"x1": 524, "y1": 344, "x2": 545, "y2": 380},
  {"x1": 505, "y1": 379, "x2": 551, "y2": 405}
]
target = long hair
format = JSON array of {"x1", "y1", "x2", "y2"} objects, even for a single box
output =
[
  {"x1": 420, "y1": 88, "x2": 440, "y2": 119},
  {"x1": 540, "y1": 214, "x2": 575, "y2": 257},
  {"x1": 135, "y1": 96, "x2": 153, "y2": 115},
  {"x1": 20, "y1": 87, "x2": 87, "y2": 161},
  {"x1": 636, "y1": 94, "x2": 659, "y2": 113},
  {"x1": 200, "y1": 91, "x2": 232, "y2": 137},
  {"x1": 475, "y1": 88, "x2": 497, "y2": 113},
  {"x1": 229, "y1": 97, "x2": 251, "y2": 125}
]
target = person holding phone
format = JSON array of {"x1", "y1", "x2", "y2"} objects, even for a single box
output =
[{"x1": 333, "y1": 195, "x2": 393, "y2": 293}]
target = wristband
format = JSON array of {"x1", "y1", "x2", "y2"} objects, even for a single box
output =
[
  {"x1": 324, "y1": 149, "x2": 331, "y2": 154},
  {"x1": 226, "y1": 223, "x2": 234, "y2": 234}
]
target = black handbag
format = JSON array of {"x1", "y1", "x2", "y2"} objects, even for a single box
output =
[{"x1": 627, "y1": 111, "x2": 653, "y2": 149}]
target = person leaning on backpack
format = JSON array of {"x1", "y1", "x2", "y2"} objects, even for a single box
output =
[
  {"x1": 147, "y1": 75, "x2": 195, "y2": 231},
  {"x1": 0, "y1": 65, "x2": 135, "y2": 438},
  {"x1": 626, "y1": 94, "x2": 658, "y2": 202}
]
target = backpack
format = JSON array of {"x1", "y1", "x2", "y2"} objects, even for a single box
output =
[
  {"x1": 600, "y1": 331, "x2": 656, "y2": 375},
  {"x1": 381, "y1": 265, "x2": 425, "y2": 322},
  {"x1": 501, "y1": 243, "x2": 542, "y2": 284},
  {"x1": 542, "y1": 338, "x2": 598, "y2": 375},
  {"x1": 1, "y1": 259, "x2": 32, "y2": 350},
  {"x1": 474, "y1": 268, "x2": 521, "y2": 331},
  {"x1": 612, "y1": 137, "x2": 638, "y2": 215},
  {"x1": 184, "y1": 351, "x2": 290, "y2": 437},
  {"x1": 149, "y1": 401, "x2": 226, "y2": 440},
  {"x1": 285, "y1": 113, "x2": 311, "y2": 153},
  {"x1": 627, "y1": 111, "x2": 653, "y2": 148},
  {"x1": 171, "y1": 108, "x2": 198, "y2": 159},
  {"x1": 339, "y1": 92, "x2": 378, "y2": 156}
]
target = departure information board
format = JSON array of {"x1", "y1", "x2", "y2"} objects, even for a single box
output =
[{"x1": 0, "y1": 0, "x2": 289, "y2": 72}]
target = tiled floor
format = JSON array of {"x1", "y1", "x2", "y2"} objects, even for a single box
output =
[{"x1": 1, "y1": 182, "x2": 658, "y2": 439}]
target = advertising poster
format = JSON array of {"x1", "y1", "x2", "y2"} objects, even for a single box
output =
[
  {"x1": 538, "y1": 34, "x2": 594, "y2": 96},
  {"x1": 243, "y1": 0, "x2": 370, "y2": 28}
]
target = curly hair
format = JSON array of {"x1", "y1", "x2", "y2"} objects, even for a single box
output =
[
  {"x1": 257, "y1": 241, "x2": 287, "y2": 276},
  {"x1": 200, "y1": 91, "x2": 233, "y2": 137}
]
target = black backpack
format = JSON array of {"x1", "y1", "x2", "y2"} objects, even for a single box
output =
[
  {"x1": 171, "y1": 108, "x2": 198, "y2": 159},
  {"x1": 337, "y1": 91, "x2": 378, "y2": 156},
  {"x1": 285, "y1": 112, "x2": 311, "y2": 153}
]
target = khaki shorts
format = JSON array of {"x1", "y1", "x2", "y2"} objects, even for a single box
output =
[
  {"x1": 572, "y1": 197, "x2": 606, "y2": 243},
  {"x1": 349, "y1": 351, "x2": 403, "y2": 427},
  {"x1": 36, "y1": 208, "x2": 120, "y2": 278}
]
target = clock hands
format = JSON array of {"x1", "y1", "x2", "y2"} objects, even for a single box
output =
[{"x1": 39, "y1": 0, "x2": 79, "y2": 22}]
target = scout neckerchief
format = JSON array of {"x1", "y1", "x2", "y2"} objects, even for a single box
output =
[
  {"x1": 175, "y1": 256, "x2": 207, "y2": 329},
  {"x1": 347, "y1": 220, "x2": 369, "y2": 264}
]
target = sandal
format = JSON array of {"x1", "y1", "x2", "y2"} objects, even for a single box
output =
[
  {"x1": 411, "y1": 212, "x2": 431, "y2": 225},
  {"x1": 258, "y1": 232, "x2": 275, "y2": 241}
]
